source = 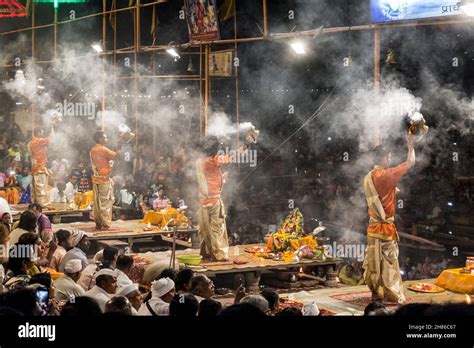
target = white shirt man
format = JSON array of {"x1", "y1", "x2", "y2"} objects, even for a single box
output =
[
  {"x1": 65, "y1": 177, "x2": 78, "y2": 202},
  {"x1": 50, "y1": 245, "x2": 68, "y2": 272},
  {"x1": 49, "y1": 186, "x2": 67, "y2": 203},
  {"x1": 84, "y1": 268, "x2": 118, "y2": 312},
  {"x1": 59, "y1": 230, "x2": 90, "y2": 272},
  {"x1": 137, "y1": 277, "x2": 175, "y2": 316},
  {"x1": 54, "y1": 259, "x2": 85, "y2": 301}
]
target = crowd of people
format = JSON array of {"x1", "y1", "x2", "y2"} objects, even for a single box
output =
[{"x1": 0, "y1": 223, "x2": 321, "y2": 317}]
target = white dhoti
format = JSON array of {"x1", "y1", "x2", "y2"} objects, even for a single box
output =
[
  {"x1": 363, "y1": 236, "x2": 405, "y2": 303},
  {"x1": 198, "y1": 199, "x2": 229, "y2": 261},
  {"x1": 92, "y1": 181, "x2": 114, "y2": 228},
  {"x1": 31, "y1": 172, "x2": 49, "y2": 206}
]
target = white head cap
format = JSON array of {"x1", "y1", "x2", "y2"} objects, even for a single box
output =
[
  {"x1": 93, "y1": 268, "x2": 119, "y2": 280},
  {"x1": 117, "y1": 283, "x2": 139, "y2": 298},
  {"x1": 64, "y1": 259, "x2": 83, "y2": 274},
  {"x1": 151, "y1": 277, "x2": 175, "y2": 298}
]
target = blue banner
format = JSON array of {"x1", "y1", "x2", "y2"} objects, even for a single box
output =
[{"x1": 371, "y1": 0, "x2": 461, "y2": 23}]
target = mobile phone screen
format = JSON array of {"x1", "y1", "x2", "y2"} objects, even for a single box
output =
[{"x1": 36, "y1": 289, "x2": 49, "y2": 305}]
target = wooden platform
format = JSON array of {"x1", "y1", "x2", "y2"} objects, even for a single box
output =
[
  {"x1": 170, "y1": 245, "x2": 343, "y2": 276},
  {"x1": 52, "y1": 219, "x2": 200, "y2": 249},
  {"x1": 11, "y1": 204, "x2": 90, "y2": 223}
]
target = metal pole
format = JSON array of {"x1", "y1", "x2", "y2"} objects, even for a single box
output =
[
  {"x1": 134, "y1": 0, "x2": 140, "y2": 148},
  {"x1": 234, "y1": 0, "x2": 240, "y2": 154},
  {"x1": 199, "y1": 45, "x2": 203, "y2": 139},
  {"x1": 31, "y1": 1, "x2": 36, "y2": 134},
  {"x1": 101, "y1": 0, "x2": 107, "y2": 131},
  {"x1": 53, "y1": 6, "x2": 58, "y2": 60},
  {"x1": 204, "y1": 45, "x2": 210, "y2": 136},
  {"x1": 263, "y1": 0, "x2": 268, "y2": 36},
  {"x1": 373, "y1": 29, "x2": 381, "y2": 147}
]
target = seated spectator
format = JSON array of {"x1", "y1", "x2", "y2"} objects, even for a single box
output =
[
  {"x1": 101, "y1": 246, "x2": 119, "y2": 270},
  {"x1": 175, "y1": 268, "x2": 195, "y2": 294},
  {"x1": 49, "y1": 229, "x2": 72, "y2": 271},
  {"x1": 338, "y1": 264, "x2": 363, "y2": 286},
  {"x1": 159, "y1": 268, "x2": 178, "y2": 282},
  {"x1": 116, "y1": 255, "x2": 134, "y2": 288},
  {"x1": 49, "y1": 182, "x2": 67, "y2": 203},
  {"x1": 169, "y1": 293, "x2": 199, "y2": 317},
  {"x1": 0, "y1": 287, "x2": 41, "y2": 316},
  {"x1": 104, "y1": 296, "x2": 133, "y2": 316},
  {"x1": 261, "y1": 288, "x2": 280, "y2": 315},
  {"x1": 190, "y1": 275, "x2": 215, "y2": 302},
  {"x1": 84, "y1": 269, "x2": 119, "y2": 312},
  {"x1": 3, "y1": 244, "x2": 34, "y2": 290},
  {"x1": 9, "y1": 210, "x2": 37, "y2": 245},
  {"x1": 117, "y1": 283, "x2": 142, "y2": 314},
  {"x1": 138, "y1": 277, "x2": 175, "y2": 316},
  {"x1": 152, "y1": 188, "x2": 170, "y2": 211},
  {"x1": 64, "y1": 175, "x2": 79, "y2": 202},
  {"x1": 28, "y1": 203, "x2": 53, "y2": 244},
  {"x1": 54, "y1": 259, "x2": 86, "y2": 302},
  {"x1": 240, "y1": 294, "x2": 270, "y2": 314},
  {"x1": 59, "y1": 230, "x2": 90, "y2": 272},
  {"x1": 60, "y1": 296, "x2": 103, "y2": 317},
  {"x1": 198, "y1": 299, "x2": 222, "y2": 317},
  {"x1": 1, "y1": 212, "x2": 12, "y2": 232}
]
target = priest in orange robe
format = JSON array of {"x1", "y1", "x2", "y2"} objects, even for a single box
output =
[
  {"x1": 90, "y1": 131, "x2": 121, "y2": 229},
  {"x1": 27, "y1": 126, "x2": 53, "y2": 206},
  {"x1": 196, "y1": 136, "x2": 247, "y2": 261},
  {"x1": 363, "y1": 133, "x2": 415, "y2": 304}
]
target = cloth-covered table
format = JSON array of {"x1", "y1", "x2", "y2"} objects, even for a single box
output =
[
  {"x1": 74, "y1": 191, "x2": 93, "y2": 209},
  {"x1": 434, "y1": 268, "x2": 474, "y2": 294}
]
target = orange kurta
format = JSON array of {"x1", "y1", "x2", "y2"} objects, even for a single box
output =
[
  {"x1": 90, "y1": 145, "x2": 118, "y2": 183},
  {"x1": 367, "y1": 162, "x2": 409, "y2": 240},
  {"x1": 29, "y1": 136, "x2": 49, "y2": 173},
  {"x1": 199, "y1": 155, "x2": 231, "y2": 206}
]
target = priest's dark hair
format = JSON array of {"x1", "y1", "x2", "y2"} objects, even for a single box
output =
[
  {"x1": 373, "y1": 145, "x2": 390, "y2": 165},
  {"x1": 202, "y1": 136, "x2": 220, "y2": 156},
  {"x1": 93, "y1": 131, "x2": 106, "y2": 144}
]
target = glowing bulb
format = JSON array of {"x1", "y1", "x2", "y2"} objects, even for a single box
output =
[
  {"x1": 166, "y1": 48, "x2": 180, "y2": 59},
  {"x1": 291, "y1": 41, "x2": 306, "y2": 55},
  {"x1": 91, "y1": 43, "x2": 103, "y2": 53}
]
